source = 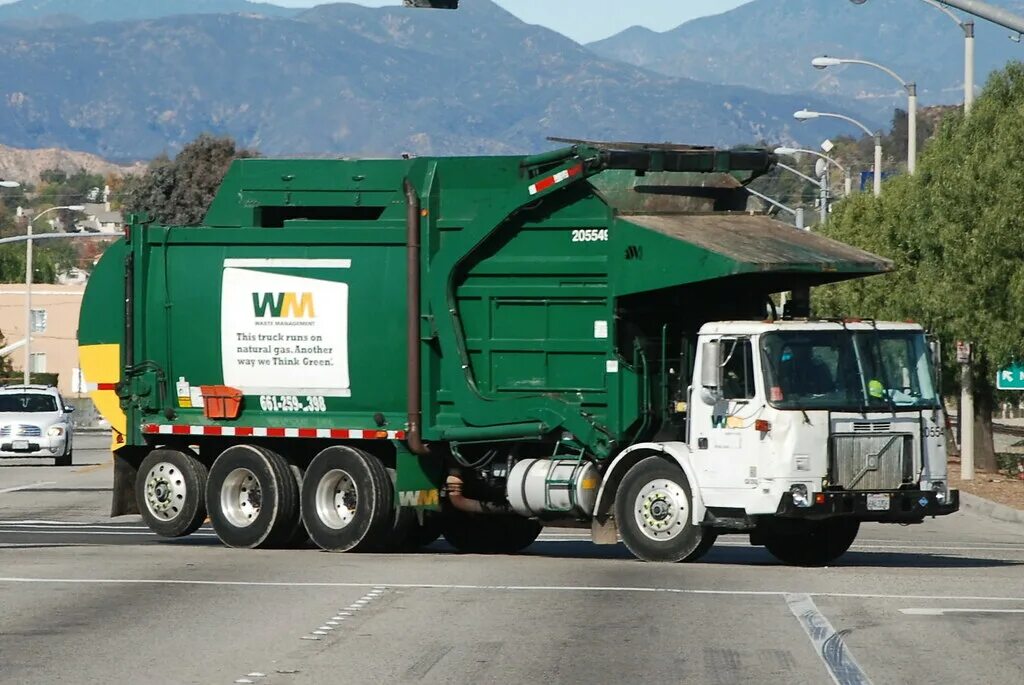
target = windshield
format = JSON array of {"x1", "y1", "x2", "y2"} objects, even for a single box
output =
[
  {"x1": 761, "y1": 330, "x2": 940, "y2": 411},
  {"x1": 0, "y1": 393, "x2": 59, "y2": 413}
]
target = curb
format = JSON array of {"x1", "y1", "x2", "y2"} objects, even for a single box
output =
[{"x1": 958, "y1": 490, "x2": 1024, "y2": 526}]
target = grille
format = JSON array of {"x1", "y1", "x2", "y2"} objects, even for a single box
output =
[
  {"x1": 0, "y1": 424, "x2": 43, "y2": 437},
  {"x1": 830, "y1": 433, "x2": 912, "y2": 490},
  {"x1": 853, "y1": 421, "x2": 891, "y2": 433}
]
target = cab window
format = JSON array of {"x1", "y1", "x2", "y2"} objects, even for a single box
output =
[{"x1": 722, "y1": 338, "x2": 755, "y2": 400}]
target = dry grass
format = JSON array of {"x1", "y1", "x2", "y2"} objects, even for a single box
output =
[{"x1": 948, "y1": 462, "x2": 1024, "y2": 511}]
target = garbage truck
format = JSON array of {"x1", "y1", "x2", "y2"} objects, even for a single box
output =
[{"x1": 78, "y1": 141, "x2": 958, "y2": 564}]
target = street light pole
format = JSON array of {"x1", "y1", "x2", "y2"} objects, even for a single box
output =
[
  {"x1": 812, "y1": 56, "x2": 916, "y2": 173},
  {"x1": 965, "y1": 20, "x2": 975, "y2": 113},
  {"x1": 21, "y1": 205, "x2": 86, "y2": 385},
  {"x1": 745, "y1": 186, "x2": 805, "y2": 229},
  {"x1": 794, "y1": 109, "x2": 883, "y2": 196},
  {"x1": 851, "y1": 0, "x2": 981, "y2": 114},
  {"x1": 776, "y1": 161, "x2": 829, "y2": 225},
  {"x1": 775, "y1": 147, "x2": 853, "y2": 197}
]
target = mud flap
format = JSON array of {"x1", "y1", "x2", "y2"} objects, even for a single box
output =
[{"x1": 111, "y1": 450, "x2": 142, "y2": 517}]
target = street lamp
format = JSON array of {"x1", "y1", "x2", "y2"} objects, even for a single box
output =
[
  {"x1": 775, "y1": 146, "x2": 853, "y2": 198},
  {"x1": 812, "y1": 55, "x2": 917, "y2": 174},
  {"x1": 23, "y1": 205, "x2": 86, "y2": 385},
  {"x1": 745, "y1": 186, "x2": 805, "y2": 230},
  {"x1": 849, "y1": 1, "x2": 975, "y2": 114},
  {"x1": 794, "y1": 109, "x2": 883, "y2": 197}
]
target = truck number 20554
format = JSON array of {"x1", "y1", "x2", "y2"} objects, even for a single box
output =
[{"x1": 571, "y1": 229, "x2": 609, "y2": 242}]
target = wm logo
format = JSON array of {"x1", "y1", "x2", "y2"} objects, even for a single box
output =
[
  {"x1": 397, "y1": 489, "x2": 440, "y2": 507},
  {"x1": 252, "y1": 292, "x2": 315, "y2": 318}
]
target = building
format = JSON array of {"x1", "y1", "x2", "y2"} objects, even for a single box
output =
[
  {"x1": 80, "y1": 201, "x2": 123, "y2": 234},
  {"x1": 0, "y1": 284, "x2": 85, "y2": 395}
]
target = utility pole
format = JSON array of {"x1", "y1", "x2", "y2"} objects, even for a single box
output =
[{"x1": 957, "y1": 341, "x2": 975, "y2": 480}]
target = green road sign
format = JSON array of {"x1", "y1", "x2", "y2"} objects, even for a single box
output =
[{"x1": 997, "y1": 362, "x2": 1024, "y2": 390}]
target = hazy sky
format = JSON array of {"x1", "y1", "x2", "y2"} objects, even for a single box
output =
[{"x1": 262, "y1": 1, "x2": 755, "y2": 43}]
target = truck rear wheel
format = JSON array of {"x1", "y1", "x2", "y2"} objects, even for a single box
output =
[
  {"x1": 206, "y1": 445, "x2": 300, "y2": 549},
  {"x1": 762, "y1": 518, "x2": 860, "y2": 566},
  {"x1": 301, "y1": 445, "x2": 392, "y2": 552},
  {"x1": 615, "y1": 456, "x2": 708, "y2": 563},
  {"x1": 441, "y1": 510, "x2": 542, "y2": 554},
  {"x1": 137, "y1": 448, "x2": 208, "y2": 538}
]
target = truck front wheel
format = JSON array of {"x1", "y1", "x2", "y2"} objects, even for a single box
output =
[
  {"x1": 301, "y1": 446, "x2": 393, "y2": 552},
  {"x1": 206, "y1": 445, "x2": 301, "y2": 549},
  {"x1": 136, "y1": 448, "x2": 208, "y2": 538},
  {"x1": 616, "y1": 456, "x2": 709, "y2": 563},
  {"x1": 762, "y1": 518, "x2": 860, "y2": 566}
]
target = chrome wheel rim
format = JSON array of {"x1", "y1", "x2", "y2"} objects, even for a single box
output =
[
  {"x1": 633, "y1": 478, "x2": 688, "y2": 541},
  {"x1": 220, "y1": 468, "x2": 261, "y2": 528},
  {"x1": 144, "y1": 462, "x2": 187, "y2": 521},
  {"x1": 315, "y1": 469, "x2": 358, "y2": 530}
]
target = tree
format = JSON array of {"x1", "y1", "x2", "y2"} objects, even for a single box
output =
[
  {"x1": 120, "y1": 134, "x2": 258, "y2": 225},
  {"x1": 814, "y1": 63, "x2": 1024, "y2": 473}
]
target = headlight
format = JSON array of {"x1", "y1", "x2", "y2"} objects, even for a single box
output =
[
  {"x1": 790, "y1": 484, "x2": 810, "y2": 508},
  {"x1": 47, "y1": 425, "x2": 65, "y2": 437}
]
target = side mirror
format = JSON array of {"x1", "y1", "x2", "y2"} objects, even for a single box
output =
[
  {"x1": 700, "y1": 341, "x2": 723, "y2": 404},
  {"x1": 64, "y1": 406, "x2": 75, "y2": 413}
]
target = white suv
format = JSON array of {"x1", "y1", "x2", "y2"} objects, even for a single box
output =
[{"x1": 0, "y1": 385, "x2": 75, "y2": 466}]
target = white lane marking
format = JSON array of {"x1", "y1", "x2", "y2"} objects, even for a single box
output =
[
  {"x1": 0, "y1": 482, "x2": 57, "y2": 495},
  {"x1": 534, "y1": 534, "x2": 1024, "y2": 554},
  {"x1": 0, "y1": 529, "x2": 219, "y2": 538},
  {"x1": 900, "y1": 608, "x2": 1024, "y2": 616},
  {"x1": 1, "y1": 577, "x2": 1023, "y2": 604},
  {"x1": 247, "y1": 673, "x2": 266, "y2": 678},
  {"x1": 786, "y1": 593, "x2": 872, "y2": 685}
]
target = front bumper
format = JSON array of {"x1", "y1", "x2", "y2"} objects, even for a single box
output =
[
  {"x1": 776, "y1": 488, "x2": 960, "y2": 522},
  {"x1": 0, "y1": 435, "x2": 68, "y2": 458}
]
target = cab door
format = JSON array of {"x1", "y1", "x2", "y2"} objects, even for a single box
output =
[{"x1": 689, "y1": 337, "x2": 761, "y2": 494}]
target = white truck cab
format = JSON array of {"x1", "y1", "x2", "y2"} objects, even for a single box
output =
[{"x1": 691, "y1": 319, "x2": 953, "y2": 516}]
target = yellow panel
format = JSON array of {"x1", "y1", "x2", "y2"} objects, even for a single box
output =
[{"x1": 78, "y1": 343, "x2": 127, "y2": 448}]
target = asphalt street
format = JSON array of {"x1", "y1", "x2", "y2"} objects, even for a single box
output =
[{"x1": 1, "y1": 434, "x2": 1023, "y2": 684}]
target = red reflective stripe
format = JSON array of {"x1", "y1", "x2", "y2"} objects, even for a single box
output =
[
  {"x1": 141, "y1": 424, "x2": 403, "y2": 439},
  {"x1": 97, "y1": 383, "x2": 117, "y2": 391},
  {"x1": 532, "y1": 174, "x2": 558, "y2": 194}
]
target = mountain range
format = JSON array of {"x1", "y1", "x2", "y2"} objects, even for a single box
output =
[
  {"x1": 0, "y1": 0, "x2": 1020, "y2": 163},
  {"x1": 0, "y1": 0, "x2": 849, "y2": 161},
  {"x1": 590, "y1": 0, "x2": 1024, "y2": 113}
]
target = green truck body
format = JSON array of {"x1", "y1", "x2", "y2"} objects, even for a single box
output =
[{"x1": 81, "y1": 143, "x2": 945, "y2": 563}]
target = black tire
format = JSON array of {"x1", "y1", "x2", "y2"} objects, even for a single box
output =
[
  {"x1": 762, "y1": 518, "x2": 860, "y2": 566},
  {"x1": 206, "y1": 445, "x2": 300, "y2": 549},
  {"x1": 284, "y1": 464, "x2": 311, "y2": 548},
  {"x1": 615, "y1": 456, "x2": 708, "y2": 563},
  {"x1": 55, "y1": 448, "x2": 72, "y2": 467},
  {"x1": 136, "y1": 448, "x2": 208, "y2": 538},
  {"x1": 441, "y1": 509, "x2": 542, "y2": 554},
  {"x1": 301, "y1": 445, "x2": 393, "y2": 552}
]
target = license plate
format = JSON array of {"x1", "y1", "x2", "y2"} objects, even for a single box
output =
[
  {"x1": 12, "y1": 440, "x2": 29, "y2": 450},
  {"x1": 866, "y1": 493, "x2": 891, "y2": 511}
]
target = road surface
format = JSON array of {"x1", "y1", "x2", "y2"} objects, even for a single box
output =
[{"x1": 1, "y1": 434, "x2": 1022, "y2": 684}]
